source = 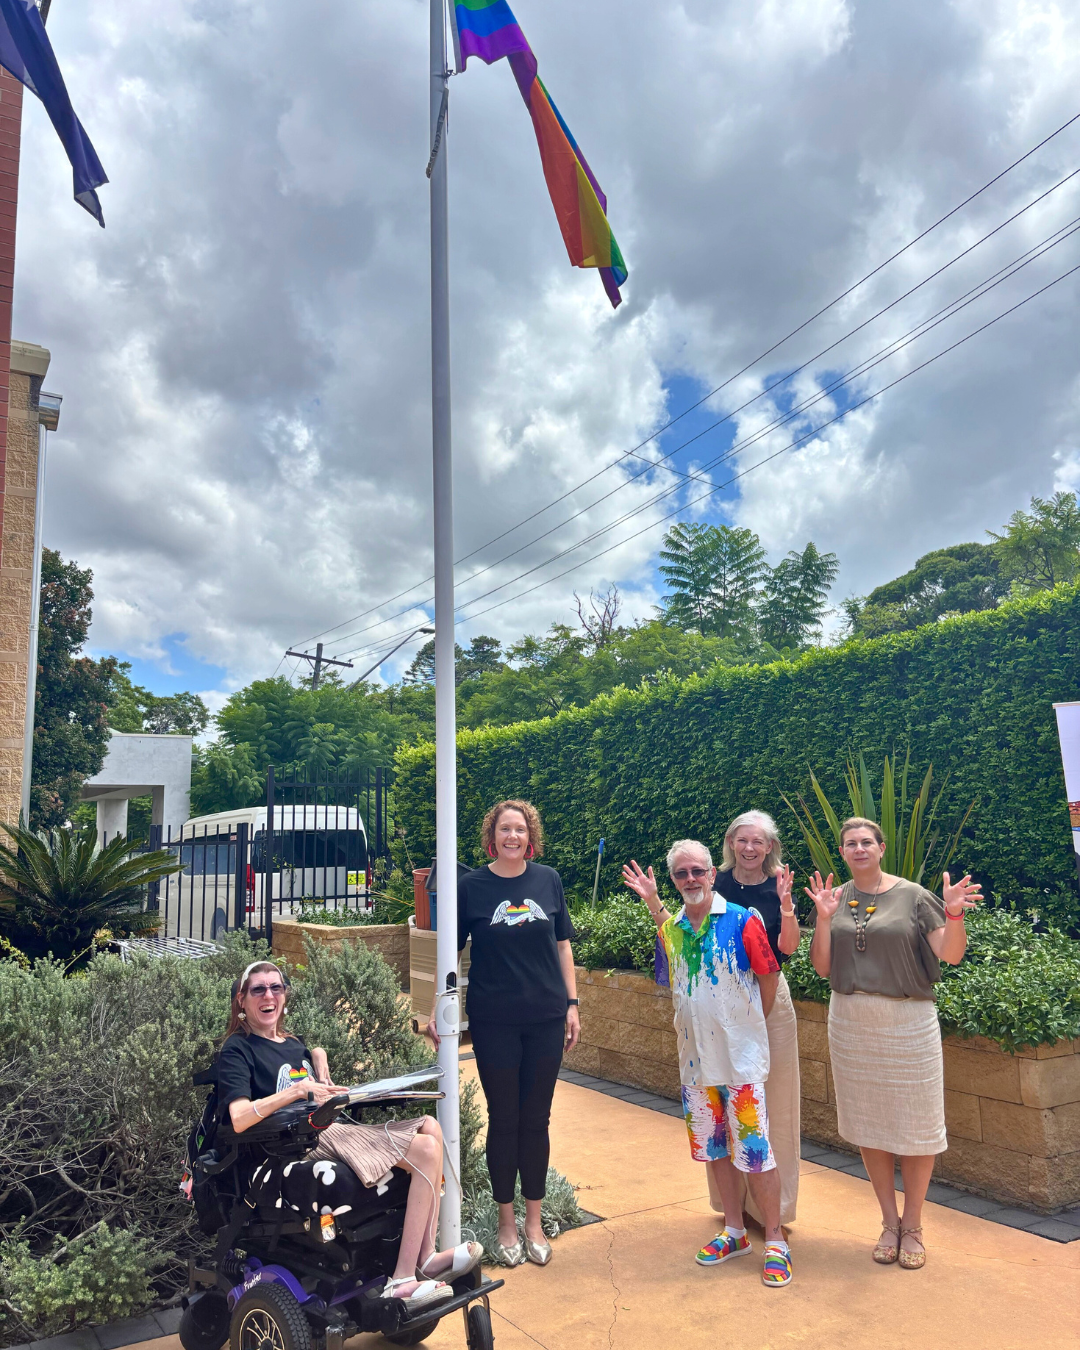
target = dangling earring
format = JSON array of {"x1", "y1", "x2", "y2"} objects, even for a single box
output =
[
  {"x1": 525, "y1": 844, "x2": 534, "y2": 859},
  {"x1": 237, "y1": 1010, "x2": 246, "y2": 1021},
  {"x1": 487, "y1": 844, "x2": 497, "y2": 858}
]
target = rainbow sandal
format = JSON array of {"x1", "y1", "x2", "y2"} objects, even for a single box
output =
[
  {"x1": 761, "y1": 1243, "x2": 792, "y2": 1287},
  {"x1": 695, "y1": 1230, "x2": 752, "y2": 1266}
]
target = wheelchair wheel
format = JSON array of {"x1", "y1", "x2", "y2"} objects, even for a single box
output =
[
  {"x1": 229, "y1": 1281, "x2": 312, "y2": 1350},
  {"x1": 383, "y1": 1320, "x2": 439, "y2": 1347},
  {"x1": 180, "y1": 1291, "x2": 229, "y2": 1350},
  {"x1": 466, "y1": 1304, "x2": 494, "y2": 1350}
]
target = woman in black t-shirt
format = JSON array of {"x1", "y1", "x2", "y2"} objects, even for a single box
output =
[
  {"x1": 428, "y1": 799, "x2": 578, "y2": 1269},
  {"x1": 217, "y1": 961, "x2": 481, "y2": 1311},
  {"x1": 714, "y1": 811, "x2": 801, "y2": 1228}
]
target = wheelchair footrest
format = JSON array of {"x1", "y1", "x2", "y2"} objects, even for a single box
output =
[{"x1": 378, "y1": 1278, "x2": 505, "y2": 1336}]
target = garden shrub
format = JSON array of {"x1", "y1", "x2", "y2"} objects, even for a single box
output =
[
  {"x1": 0, "y1": 1225, "x2": 164, "y2": 1341},
  {"x1": 785, "y1": 909, "x2": 1080, "y2": 1051},
  {"x1": 570, "y1": 894, "x2": 657, "y2": 975},
  {"x1": 395, "y1": 583, "x2": 1080, "y2": 930}
]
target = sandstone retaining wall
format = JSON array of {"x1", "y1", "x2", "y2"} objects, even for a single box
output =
[{"x1": 564, "y1": 965, "x2": 1080, "y2": 1213}]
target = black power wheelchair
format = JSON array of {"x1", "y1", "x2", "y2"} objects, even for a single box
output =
[{"x1": 180, "y1": 1065, "x2": 502, "y2": 1350}]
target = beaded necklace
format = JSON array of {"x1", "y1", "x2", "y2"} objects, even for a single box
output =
[{"x1": 848, "y1": 876, "x2": 884, "y2": 951}]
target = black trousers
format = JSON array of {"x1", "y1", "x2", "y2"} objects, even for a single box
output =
[{"x1": 470, "y1": 1016, "x2": 565, "y2": 1204}]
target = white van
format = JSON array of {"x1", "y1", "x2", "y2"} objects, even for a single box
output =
[{"x1": 159, "y1": 805, "x2": 369, "y2": 940}]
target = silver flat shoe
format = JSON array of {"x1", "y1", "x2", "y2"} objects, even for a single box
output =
[
  {"x1": 524, "y1": 1235, "x2": 552, "y2": 1266},
  {"x1": 491, "y1": 1238, "x2": 526, "y2": 1267}
]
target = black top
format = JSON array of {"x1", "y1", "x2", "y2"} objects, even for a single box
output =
[
  {"x1": 714, "y1": 870, "x2": 788, "y2": 966},
  {"x1": 457, "y1": 862, "x2": 574, "y2": 1024},
  {"x1": 216, "y1": 1031, "x2": 315, "y2": 1117}
]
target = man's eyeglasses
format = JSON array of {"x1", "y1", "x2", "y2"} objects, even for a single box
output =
[
  {"x1": 248, "y1": 982, "x2": 286, "y2": 997},
  {"x1": 672, "y1": 866, "x2": 709, "y2": 882}
]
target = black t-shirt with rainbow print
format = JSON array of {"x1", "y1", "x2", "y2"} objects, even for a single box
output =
[
  {"x1": 457, "y1": 862, "x2": 574, "y2": 1025},
  {"x1": 215, "y1": 1030, "x2": 314, "y2": 1117}
]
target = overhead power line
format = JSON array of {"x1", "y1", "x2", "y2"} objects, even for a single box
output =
[
  {"x1": 447, "y1": 260, "x2": 1080, "y2": 630},
  {"x1": 292, "y1": 111, "x2": 1080, "y2": 654},
  {"x1": 327, "y1": 220, "x2": 1080, "y2": 661}
]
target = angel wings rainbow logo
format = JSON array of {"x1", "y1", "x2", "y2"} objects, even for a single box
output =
[{"x1": 490, "y1": 898, "x2": 548, "y2": 927}]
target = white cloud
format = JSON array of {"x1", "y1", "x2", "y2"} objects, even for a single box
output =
[{"x1": 11, "y1": 0, "x2": 1080, "y2": 696}]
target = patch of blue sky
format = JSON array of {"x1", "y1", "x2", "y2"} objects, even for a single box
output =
[
  {"x1": 629, "y1": 365, "x2": 867, "y2": 598},
  {"x1": 87, "y1": 633, "x2": 229, "y2": 697}
]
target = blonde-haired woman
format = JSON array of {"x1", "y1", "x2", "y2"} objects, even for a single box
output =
[
  {"x1": 428, "y1": 799, "x2": 578, "y2": 1268},
  {"x1": 713, "y1": 811, "x2": 801, "y2": 1228},
  {"x1": 807, "y1": 817, "x2": 980, "y2": 1270}
]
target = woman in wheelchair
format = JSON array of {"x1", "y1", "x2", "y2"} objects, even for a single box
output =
[{"x1": 218, "y1": 961, "x2": 482, "y2": 1312}]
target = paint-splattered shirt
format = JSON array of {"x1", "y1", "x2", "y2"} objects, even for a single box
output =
[{"x1": 655, "y1": 894, "x2": 779, "y2": 1087}]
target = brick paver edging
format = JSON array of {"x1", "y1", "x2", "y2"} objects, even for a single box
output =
[{"x1": 557, "y1": 1067, "x2": 1080, "y2": 1244}]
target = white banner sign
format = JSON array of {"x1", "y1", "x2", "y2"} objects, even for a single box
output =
[{"x1": 1052, "y1": 701, "x2": 1080, "y2": 879}]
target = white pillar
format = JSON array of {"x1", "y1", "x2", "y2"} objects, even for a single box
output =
[{"x1": 97, "y1": 797, "x2": 129, "y2": 844}]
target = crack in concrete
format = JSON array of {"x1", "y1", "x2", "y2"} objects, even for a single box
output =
[{"x1": 602, "y1": 1220, "x2": 621, "y2": 1349}]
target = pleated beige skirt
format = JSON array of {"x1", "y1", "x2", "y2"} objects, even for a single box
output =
[
  {"x1": 309, "y1": 1116, "x2": 425, "y2": 1186},
  {"x1": 828, "y1": 991, "x2": 947, "y2": 1156},
  {"x1": 709, "y1": 973, "x2": 801, "y2": 1226}
]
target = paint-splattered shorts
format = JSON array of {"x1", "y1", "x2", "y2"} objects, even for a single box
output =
[{"x1": 681, "y1": 1082, "x2": 776, "y2": 1173}]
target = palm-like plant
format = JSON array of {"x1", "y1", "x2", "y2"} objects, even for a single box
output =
[
  {"x1": 781, "y1": 753, "x2": 976, "y2": 894},
  {"x1": 0, "y1": 822, "x2": 185, "y2": 960}
]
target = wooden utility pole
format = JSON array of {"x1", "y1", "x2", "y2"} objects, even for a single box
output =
[{"x1": 284, "y1": 641, "x2": 353, "y2": 691}]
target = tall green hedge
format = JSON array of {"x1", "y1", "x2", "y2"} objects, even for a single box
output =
[{"x1": 395, "y1": 584, "x2": 1080, "y2": 925}]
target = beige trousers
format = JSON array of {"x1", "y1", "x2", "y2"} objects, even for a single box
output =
[{"x1": 707, "y1": 972, "x2": 801, "y2": 1227}]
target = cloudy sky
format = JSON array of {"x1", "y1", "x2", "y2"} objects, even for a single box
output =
[{"x1": 13, "y1": 0, "x2": 1080, "y2": 709}]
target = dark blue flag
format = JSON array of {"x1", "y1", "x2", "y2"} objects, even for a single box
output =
[{"x1": 0, "y1": 0, "x2": 106, "y2": 224}]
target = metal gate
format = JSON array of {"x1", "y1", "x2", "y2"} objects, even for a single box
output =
[{"x1": 145, "y1": 767, "x2": 394, "y2": 943}]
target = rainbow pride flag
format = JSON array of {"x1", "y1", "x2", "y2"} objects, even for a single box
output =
[{"x1": 450, "y1": 0, "x2": 627, "y2": 308}]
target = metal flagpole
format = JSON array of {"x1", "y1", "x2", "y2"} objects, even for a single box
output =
[{"x1": 429, "y1": 0, "x2": 461, "y2": 1246}]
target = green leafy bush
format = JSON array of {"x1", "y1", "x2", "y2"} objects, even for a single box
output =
[
  {"x1": 0, "y1": 1225, "x2": 165, "y2": 1341},
  {"x1": 570, "y1": 894, "x2": 657, "y2": 975},
  {"x1": 784, "y1": 909, "x2": 1080, "y2": 1052},
  {"x1": 395, "y1": 583, "x2": 1080, "y2": 931}
]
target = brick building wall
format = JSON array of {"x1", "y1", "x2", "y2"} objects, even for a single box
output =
[
  {"x1": 0, "y1": 343, "x2": 51, "y2": 826},
  {"x1": 0, "y1": 66, "x2": 22, "y2": 825}
]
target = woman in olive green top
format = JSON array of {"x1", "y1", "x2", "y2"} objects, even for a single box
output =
[{"x1": 807, "y1": 817, "x2": 981, "y2": 1271}]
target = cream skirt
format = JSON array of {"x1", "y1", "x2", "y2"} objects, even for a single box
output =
[
  {"x1": 709, "y1": 973, "x2": 801, "y2": 1226},
  {"x1": 828, "y1": 991, "x2": 947, "y2": 1156},
  {"x1": 309, "y1": 1116, "x2": 425, "y2": 1187}
]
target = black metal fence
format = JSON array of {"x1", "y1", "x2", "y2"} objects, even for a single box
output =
[{"x1": 120, "y1": 767, "x2": 394, "y2": 944}]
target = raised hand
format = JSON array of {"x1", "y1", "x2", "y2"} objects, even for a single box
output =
[
  {"x1": 622, "y1": 860, "x2": 661, "y2": 913},
  {"x1": 804, "y1": 870, "x2": 842, "y2": 921},
  {"x1": 942, "y1": 871, "x2": 982, "y2": 916},
  {"x1": 776, "y1": 864, "x2": 795, "y2": 910}
]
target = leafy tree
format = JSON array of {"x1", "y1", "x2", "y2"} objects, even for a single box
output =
[
  {"x1": 758, "y1": 542, "x2": 839, "y2": 648},
  {"x1": 844, "y1": 542, "x2": 1009, "y2": 638},
  {"x1": 988, "y1": 491, "x2": 1080, "y2": 594},
  {"x1": 658, "y1": 522, "x2": 766, "y2": 639},
  {"x1": 107, "y1": 663, "x2": 209, "y2": 736},
  {"x1": 28, "y1": 551, "x2": 118, "y2": 830}
]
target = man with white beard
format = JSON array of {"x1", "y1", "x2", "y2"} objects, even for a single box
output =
[{"x1": 623, "y1": 839, "x2": 791, "y2": 1287}]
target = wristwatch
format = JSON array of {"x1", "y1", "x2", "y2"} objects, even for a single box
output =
[{"x1": 567, "y1": 998, "x2": 580, "y2": 1006}]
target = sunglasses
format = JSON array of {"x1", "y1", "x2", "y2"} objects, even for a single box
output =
[
  {"x1": 247, "y1": 982, "x2": 286, "y2": 998},
  {"x1": 672, "y1": 866, "x2": 710, "y2": 881}
]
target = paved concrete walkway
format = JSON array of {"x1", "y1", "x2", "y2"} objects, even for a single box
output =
[{"x1": 126, "y1": 1074, "x2": 1079, "y2": 1350}]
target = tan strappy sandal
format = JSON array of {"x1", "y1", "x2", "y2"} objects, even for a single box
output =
[
  {"x1": 898, "y1": 1225, "x2": 926, "y2": 1270},
  {"x1": 872, "y1": 1223, "x2": 901, "y2": 1264}
]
